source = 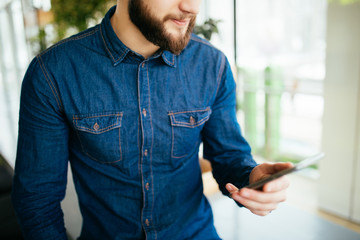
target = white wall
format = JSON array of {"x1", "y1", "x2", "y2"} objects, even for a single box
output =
[
  {"x1": 319, "y1": 1, "x2": 360, "y2": 223},
  {"x1": 61, "y1": 166, "x2": 82, "y2": 239},
  {"x1": 353, "y1": 77, "x2": 360, "y2": 222}
]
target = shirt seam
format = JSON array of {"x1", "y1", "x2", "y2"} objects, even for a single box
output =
[
  {"x1": 137, "y1": 62, "x2": 147, "y2": 237},
  {"x1": 36, "y1": 55, "x2": 63, "y2": 112},
  {"x1": 214, "y1": 54, "x2": 227, "y2": 99},
  {"x1": 190, "y1": 35, "x2": 217, "y2": 49},
  {"x1": 162, "y1": 53, "x2": 176, "y2": 67},
  {"x1": 170, "y1": 116, "x2": 210, "y2": 128},
  {"x1": 73, "y1": 113, "x2": 123, "y2": 119},
  {"x1": 100, "y1": 23, "x2": 128, "y2": 64},
  {"x1": 146, "y1": 63, "x2": 158, "y2": 239},
  {"x1": 38, "y1": 27, "x2": 99, "y2": 57},
  {"x1": 168, "y1": 107, "x2": 211, "y2": 115}
]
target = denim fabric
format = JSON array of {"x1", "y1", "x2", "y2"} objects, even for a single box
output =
[{"x1": 12, "y1": 6, "x2": 257, "y2": 240}]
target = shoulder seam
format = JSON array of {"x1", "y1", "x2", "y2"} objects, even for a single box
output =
[
  {"x1": 190, "y1": 35, "x2": 217, "y2": 49},
  {"x1": 36, "y1": 55, "x2": 63, "y2": 112},
  {"x1": 39, "y1": 27, "x2": 100, "y2": 57},
  {"x1": 214, "y1": 54, "x2": 227, "y2": 99}
]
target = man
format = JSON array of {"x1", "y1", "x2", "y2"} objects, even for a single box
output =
[{"x1": 12, "y1": 0, "x2": 292, "y2": 239}]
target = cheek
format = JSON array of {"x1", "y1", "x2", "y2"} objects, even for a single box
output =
[{"x1": 150, "y1": 0, "x2": 174, "y2": 17}]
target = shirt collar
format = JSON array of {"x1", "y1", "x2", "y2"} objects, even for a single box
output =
[
  {"x1": 100, "y1": 6, "x2": 176, "y2": 68},
  {"x1": 161, "y1": 51, "x2": 176, "y2": 68}
]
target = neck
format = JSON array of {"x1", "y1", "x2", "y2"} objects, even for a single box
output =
[{"x1": 110, "y1": 2, "x2": 160, "y2": 59}]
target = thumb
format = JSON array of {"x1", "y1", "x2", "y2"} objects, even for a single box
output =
[
  {"x1": 273, "y1": 162, "x2": 294, "y2": 172},
  {"x1": 256, "y1": 162, "x2": 293, "y2": 176}
]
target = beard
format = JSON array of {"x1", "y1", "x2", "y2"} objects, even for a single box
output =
[{"x1": 128, "y1": 0, "x2": 196, "y2": 55}]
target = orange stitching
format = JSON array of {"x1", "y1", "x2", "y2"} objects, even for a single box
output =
[
  {"x1": 190, "y1": 35, "x2": 217, "y2": 49},
  {"x1": 37, "y1": 56, "x2": 63, "y2": 111},
  {"x1": 74, "y1": 123, "x2": 120, "y2": 133},
  {"x1": 100, "y1": 24, "x2": 116, "y2": 63},
  {"x1": 118, "y1": 126, "x2": 122, "y2": 161},
  {"x1": 171, "y1": 124, "x2": 175, "y2": 158},
  {"x1": 172, "y1": 116, "x2": 209, "y2": 128},
  {"x1": 171, "y1": 118, "x2": 209, "y2": 129},
  {"x1": 162, "y1": 53, "x2": 175, "y2": 67},
  {"x1": 215, "y1": 54, "x2": 226, "y2": 99},
  {"x1": 73, "y1": 113, "x2": 123, "y2": 120},
  {"x1": 74, "y1": 118, "x2": 120, "y2": 132},
  {"x1": 74, "y1": 125, "x2": 122, "y2": 163},
  {"x1": 145, "y1": 64, "x2": 157, "y2": 237},
  {"x1": 100, "y1": 24, "x2": 128, "y2": 63},
  {"x1": 40, "y1": 28, "x2": 99, "y2": 56},
  {"x1": 168, "y1": 107, "x2": 210, "y2": 115},
  {"x1": 73, "y1": 116, "x2": 122, "y2": 163},
  {"x1": 73, "y1": 113, "x2": 123, "y2": 134}
]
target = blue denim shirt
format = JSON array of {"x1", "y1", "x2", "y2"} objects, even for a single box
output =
[{"x1": 12, "y1": 6, "x2": 257, "y2": 240}]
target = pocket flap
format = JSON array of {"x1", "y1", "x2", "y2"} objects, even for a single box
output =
[
  {"x1": 169, "y1": 107, "x2": 211, "y2": 128},
  {"x1": 73, "y1": 112, "x2": 123, "y2": 134}
]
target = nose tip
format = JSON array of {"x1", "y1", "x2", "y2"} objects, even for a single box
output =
[{"x1": 179, "y1": 0, "x2": 201, "y2": 15}]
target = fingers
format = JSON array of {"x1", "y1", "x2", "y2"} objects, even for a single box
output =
[
  {"x1": 226, "y1": 182, "x2": 288, "y2": 217},
  {"x1": 226, "y1": 183, "x2": 239, "y2": 198},
  {"x1": 262, "y1": 176, "x2": 290, "y2": 193},
  {"x1": 233, "y1": 188, "x2": 286, "y2": 210},
  {"x1": 236, "y1": 188, "x2": 286, "y2": 216},
  {"x1": 226, "y1": 162, "x2": 293, "y2": 216},
  {"x1": 239, "y1": 187, "x2": 287, "y2": 204}
]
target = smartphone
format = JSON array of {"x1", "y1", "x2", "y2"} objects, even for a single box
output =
[{"x1": 243, "y1": 152, "x2": 325, "y2": 190}]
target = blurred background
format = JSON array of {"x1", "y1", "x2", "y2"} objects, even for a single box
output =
[{"x1": 0, "y1": 0, "x2": 359, "y2": 239}]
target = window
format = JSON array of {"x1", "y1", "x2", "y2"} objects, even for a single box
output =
[
  {"x1": 0, "y1": 0, "x2": 29, "y2": 166},
  {"x1": 199, "y1": 0, "x2": 327, "y2": 165}
]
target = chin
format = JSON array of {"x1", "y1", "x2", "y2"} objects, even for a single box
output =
[{"x1": 167, "y1": 31, "x2": 186, "y2": 41}]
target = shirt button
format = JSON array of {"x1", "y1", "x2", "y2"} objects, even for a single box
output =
[
  {"x1": 144, "y1": 149, "x2": 148, "y2": 157},
  {"x1": 145, "y1": 219, "x2": 150, "y2": 226},
  {"x1": 93, "y1": 122, "x2": 100, "y2": 131},
  {"x1": 142, "y1": 108, "x2": 147, "y2": 117},
  {"x1": 189, "y1": 116, "x2": 195, "y2": 125},
  {"x1": 145, "y1": 182, "x2": 150, "y2": 191},
  {"x1": 142, "y1": 62, "x2": 145, "y2": 68}
]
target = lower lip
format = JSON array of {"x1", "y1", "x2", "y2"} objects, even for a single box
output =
[{"x1": 171, "y1": 19, "x2": 189, "y2": 27}]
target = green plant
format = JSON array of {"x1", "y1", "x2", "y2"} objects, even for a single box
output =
[
  {"x1": 33, "y1": 1, "x2": 115, "y2": 53},
  {"x1": 193, "y1": 18, "x2": 221, "y2": 41},
  {"x1": 35, "y1": 2, "x2": 220, "y2": 52},
  {"x1": 328, "y1": 0, "x2": 360, "y2": 4},
  {"x1": 51, "y1": 0, "x2": 115, "y2": 41}
]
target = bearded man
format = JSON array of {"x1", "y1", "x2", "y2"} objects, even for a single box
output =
[{"x1": 12, "y1": 0, "x2": 292, "y2": 239}]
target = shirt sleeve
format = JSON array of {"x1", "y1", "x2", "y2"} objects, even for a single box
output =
[
  {"x1": 201, "y1": 55, "x2": 258, "y2": 200},
  {"x1": 11, "y1": 56, "x2": 69, "y2": 239}
]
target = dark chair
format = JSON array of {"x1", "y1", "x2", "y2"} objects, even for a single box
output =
[{"x1": 0, "y1": 153, "x2": 23, "y2": 240}]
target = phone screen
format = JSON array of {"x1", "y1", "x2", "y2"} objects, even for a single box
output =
[{"x1": 243, "y1": 152, "x2": 324, "y2": 190}]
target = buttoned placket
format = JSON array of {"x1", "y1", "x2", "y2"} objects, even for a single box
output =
[{"x1": 137, "y1": 60, "x2": 156, "y2": 238}]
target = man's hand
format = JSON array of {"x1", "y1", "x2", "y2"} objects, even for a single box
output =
[{"x1": 225, "y1": 162, "x2": 293, "y2": 216}]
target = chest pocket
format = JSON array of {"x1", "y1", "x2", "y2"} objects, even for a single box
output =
[
  {"x1": 73, "y1": 112, "x2": 123, "y2": 163},
  {"x1": 169, "y1": 107, "x2": 211, "y2": 159}
]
